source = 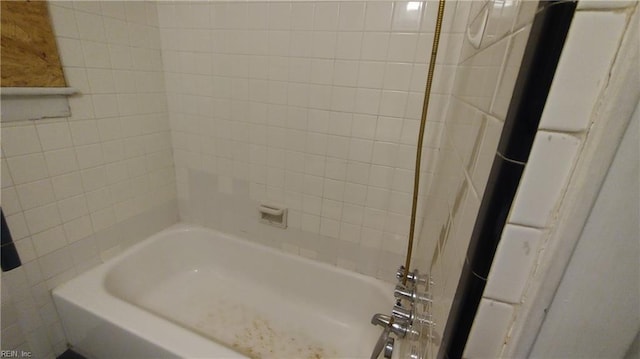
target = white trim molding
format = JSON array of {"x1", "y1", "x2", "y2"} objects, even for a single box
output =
[{"x1": 1, "y1": 87, "x2": 78, "y2": 122}]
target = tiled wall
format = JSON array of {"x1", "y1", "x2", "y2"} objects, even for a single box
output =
[
  {"x1": 463, "y1": 1, "x2": 636, "y2": 358},
  {"x1": 158, "y1": 0, "x2": 472, "y2": 279},
  {"x1": 4, "y1": 1, "x2": 625, "y2": 358},
  {"x1": 405, "y1": 1, "x2": 539, "y2": 358},
  {"x1": 1, "y1": 2, "x2": 177, "y2": 357}
]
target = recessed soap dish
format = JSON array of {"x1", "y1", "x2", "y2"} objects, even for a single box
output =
[{"x1": 259, "y1": 204, "x2": 287, "y2": 229}]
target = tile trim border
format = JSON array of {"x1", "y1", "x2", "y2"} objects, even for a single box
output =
[{"x1": 438, "y1": 1, "x2": 578, "y2": 358}]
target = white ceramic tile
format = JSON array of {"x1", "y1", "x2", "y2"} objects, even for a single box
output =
[
  {"x1": 51, "y1": 172, "x2": 84, "y2": 200},
  {"x1": 31, "y1": 226, "x2": 68, "y2": 257},
  {"x1": 346, "y1": 161, "x2": 370, "y2": 185},
  {"x1": 372, "y1": 142, "x2": 398, "y2": 167},
  {"x1": 301, "y1": 213, "x2": 320, "y2": 233},
  {"x1": 36, "y1": 122, "x2": 73, "y2": 151},
  {"x1": 387, "y1": 33, "x2": 418, "y2": 62},
  {"x1": 513, "y1": 0, "x2": 538, "y2": 30},
  {"x1": 451, "y1": 1, "x2": 473, "y2": 34},
  {"x1": 72, "y1": 1, "x2": 102, "y2": 14},
  {"x1": 49, "y1": 5, "x2": 79, "y2": 38},
  {"x1": 364, "y1": 2, "x2": 394, "y2": 31},
  {"x1": 313, "y1": 2, "x2": 339, "y2": 31},
  {"x1": 375, "y1": 116, "x2": 404, "y2": 142},
  {"x1": 14, "y1": 237, "x2": 37, "y2": 264},
  {"x1": 539, "y1": 11, "x2": 626, "y2": 132},
  {"x1": 86, "y1": 69, "x2": 115, "y2": 94},
  {"x1": 75, "y1": 144, "x2": 104, "y2": 169},
  {"x1": 357, "y1": 61, "x2": 385, "y2": 89},
  {"x1": 369, "y1": 165, "x2": 395, "y2": 189},
  {"x1": 57, "y1": 195, "x2": 89, "y2": 222},
  {"x1": 366, "y1": 186, "x2": 390, "y2": 210},
  {"x1": 81, "y1": 41, "x2": 112, "y2": 68},
  {"x1": 339, "y1": 2, "x2": 365, "y2": 31},
  {"x1": 104, "y1": 18, "x2": 130, "y2": 46},
  {"x1": 336, "y1": 32, "x2": 363, "y2": 60},
  {"x1": 6, "y1": 154, "x2": 49, "y2": 185},
  {"x1": 2, "y1": 125, "x2": 42, "y2": 157},
  {"x1": 351, "y1": 114, "x2": 377, "y2": 139},
  {"x1": 1, "y1": 187, "x2": 22, "y2": 215},
  {"x1": 395, "y1": 145, "x2": 416, "y2": 170},
  {"x1": 361, "y1": 32, "x2": 390, "y2": 61},
  {"x1": 16, "y1": 180, "x2": 56, "y2": 211},
  {"x1": 463, "y1": 298, "x2": 515, "y2": 358},
  {"x1": 118, "y1": 0, "x2": 528, "y2": 288},
  {"x1": 330, "y1": 87, "x2": 357, "y2": 113},
  {"x1": 471, "y1": 115, "x2": 503, "y2": 195},
  {"x1": 576, "y1": 0, "x2": 636, "y2": 9},
  {"x1": 311, "y1": 31, "x2": 337, "y2": 58},
  {"x1": 484, "y1": 224, "x2": 543, "y2": 303},
  {"x1": 38, "y1": 247, "x2": 74, "y2": 280},
  {"x1": 93, "y1": 94, "x2": 120, "y2": 119},
  {"x1": 44, "y1": 149, "x2": 79, "y2": 177},
  {"x1": 383, "y1": 62, "x2": 413, "y2": 91},
  {"x1": 344, "y1": 182, "x2": 367, "y2": 205},
  {"x1": 75, "y1": 12, "x2": 106, "y2": 42},
  {"x1": 23, "y1": 203, "x2": 61, "y2": 235},
  {"x1": 0, "y1": 5, "x2": 178, "y2": 358},
  {"x1": 360, "y1": 226, "x2": 383, "y2": 248},
  {"x1": 482, "y1": 0, "x2": 521, "y2": 46},
  {"x1": 90, "y1": 207, "x2": 116, "y2": 232},
  {"x1": 362, "y1": 207, "x2": 386, "y2": 231},
  {"x1": 1, "y1": 323, "x2": 26, "y2": 349},
  {"x1": 342, "y1": 203, "x2": 364, "y2": 225},
  {"x1": 326, "y1": 136, "x2": 350, "y2": 160},
  {"x1": 63, "y1": 216, "x2": 94, "y2": 243},
  {"x1": 509, "y1": 131, "x2": 582, "y2": 228},
  {"x1": 68, "y1": 236, "x2": 99, "y2": 264},
  {"x1": 392, "y1": 168, "x2": 413, "y2": 193},
  {"x1": 454, "y1": 35, "x2": 509, "y2": 113},
  {"x1": 333, "y1": 60, "x2": 360, "y2": 87},
  {"x1": 379, "y1": 90, "x2": 408, "y2": 117},
  {"x1": 69, "y1": 120, "x2": 100, "y2": 146},
  {"x1": 491, "y1": 25, "x2": 531, "y2": 120},
  {"x1": 5, "y1": 213, "x2": 30, "y2": 240},
  {"x1": 392, "y1": 1, "x2": 423, "y2": 31},
  {"x1": 1, "y1": 159, "x2": 15, "y2": 188},
  {"x1": 291, "y1": 3, "x2": 314, "y2": 31}
]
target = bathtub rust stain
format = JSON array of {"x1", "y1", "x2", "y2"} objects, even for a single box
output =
[
  {"x1": 134, "y1": 273, "x2": 342, "y2": 359},
  {"x1": 193, "y1": 301, "x2": 337, "y2": 359}
]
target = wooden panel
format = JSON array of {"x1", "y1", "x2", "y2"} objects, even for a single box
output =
[{"x1": 1, "y1": 1, "x2": 66, "y2": 87}]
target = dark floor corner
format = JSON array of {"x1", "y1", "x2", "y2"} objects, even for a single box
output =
[{"x1": 56, "y1": 349, "x2": 87, "y2": 359}]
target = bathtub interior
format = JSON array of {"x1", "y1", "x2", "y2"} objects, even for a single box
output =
[{"x1": 103, "y1": 226, "x2": 392, "y2": 358}]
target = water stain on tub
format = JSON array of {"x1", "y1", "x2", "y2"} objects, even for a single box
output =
[
  {"x1": 134, "y1": 274, "x2": 339, "y2": 359},
  {"x1": 192, "y1": 302, "x2": 337, "y2": 359}
]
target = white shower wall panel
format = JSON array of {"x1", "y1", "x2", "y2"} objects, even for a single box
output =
[{"x1": 158, "y1": 1, "x2": 471, "y2": 280}]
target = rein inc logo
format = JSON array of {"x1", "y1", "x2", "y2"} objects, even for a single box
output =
[{"x1": 0, "y1": 350, "x2": 32, "y2": 358}]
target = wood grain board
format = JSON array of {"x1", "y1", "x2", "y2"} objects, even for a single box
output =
[{"x1": 1, "y1": 1, "x2": 66, "y2": 87}]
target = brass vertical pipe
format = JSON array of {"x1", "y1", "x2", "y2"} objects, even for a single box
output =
[{"x1": 403, "y1": 0, "x2": 446, "y2": 286}]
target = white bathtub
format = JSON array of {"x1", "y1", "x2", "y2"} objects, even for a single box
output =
[{"x1": 53, "y1": 224, "x2": 395, "y2": 358}]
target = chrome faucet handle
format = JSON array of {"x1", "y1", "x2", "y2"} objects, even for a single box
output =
[
  {"x1": 383, "y1": 337, "x2": 394, "y2": 359},
  {"x1": 394, "y1": 284, "x2": 433, "y2": 304},
  {"x1": 371, "y1": 313, "x2": 411, "y2": 339},
  {"x1": 371, "y1": 313, "x2": 392, "y2": 327},
  {"x1": 392, "y1": 303, "x2": 413, "y2": 323},
  {"x1": 370, "y1": 321, "x2": 391, "y2": 359},
  {"x1": 394, "y1": 283, "x2": 414, "y2": 301},
  {"x1": 396, "y1": 266, "x2": 426, "y2": 286}
]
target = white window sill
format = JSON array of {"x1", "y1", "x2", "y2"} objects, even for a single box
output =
[{"x1": 1, "y1": 87, "x2": 78, "y2": 122}]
